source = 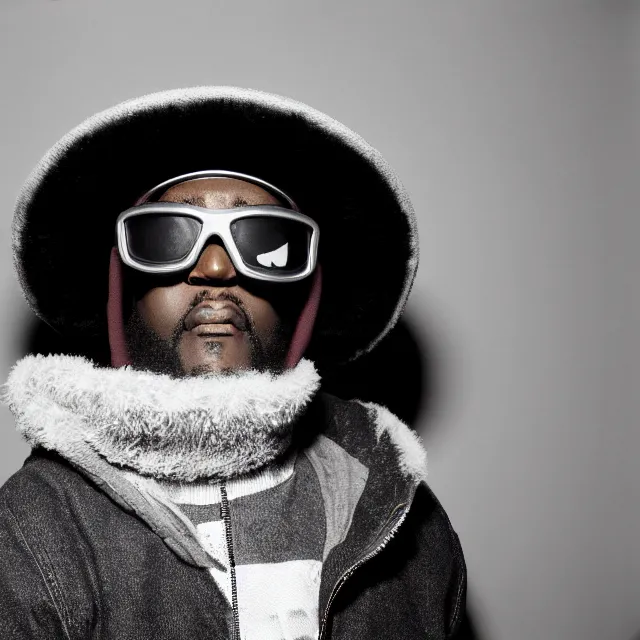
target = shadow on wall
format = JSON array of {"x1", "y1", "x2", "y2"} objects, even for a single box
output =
[
  {"x1": 24, "y1": 313, "x2": 485, "y2": 640},
  {"x1": 320, "y1": 314, "x2": 437, "y2": 428},
  {"x1": 455, "y1": 609, "x2": 484, "y2": 640}
]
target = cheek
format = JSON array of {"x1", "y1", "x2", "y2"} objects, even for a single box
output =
[
  {"x1": 241, "y1": 281, "x2": 311, "y2": 342},
  {"x1": 243, "y1": 293, "x2": 284, "y2": 336},
  {"x1": 136, "y1": 286, "x2": 189, "y2": 340}
]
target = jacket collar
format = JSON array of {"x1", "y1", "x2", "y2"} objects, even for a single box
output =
[
  {"x1": 303, "y1": 393, "x2": 428, "y2": 633},
  {"x1": 2, "y1": 353, "x2": 320, "y2": 482}
]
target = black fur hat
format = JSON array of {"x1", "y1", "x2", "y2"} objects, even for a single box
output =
[{"x1": 12, "y1": 87, "x2": 418, "y2": 366}]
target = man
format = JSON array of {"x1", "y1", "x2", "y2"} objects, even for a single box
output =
[{"x1": 0, "y1": 87, "x2": 466, "y2": 639}]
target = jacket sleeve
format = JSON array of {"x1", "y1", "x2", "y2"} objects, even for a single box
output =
[
  {"x1": 445, "y1": 529, "x2": 467, "y2": 640},
  {"x1": 0, "y1": 496, "x2": 71, "y2": 639}
]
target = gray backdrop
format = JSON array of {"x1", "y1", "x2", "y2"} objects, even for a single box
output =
[{"x1": 0, "y1": 1, "x2": 636, "y2": 639}]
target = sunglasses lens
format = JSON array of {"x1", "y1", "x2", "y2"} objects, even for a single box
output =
[
  {"x1": 230, "y1": 216, "x2": 312, "y2": 275},
  {"x1": 124, "y1": 215, "x2": 202, "y2": 265}
]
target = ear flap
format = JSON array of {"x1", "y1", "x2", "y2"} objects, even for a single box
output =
[
  {"x1": 107, "y1": 247, "x2": 132, "y2": 368},
  {"x1": 284, "y1": 265, "x2": 322, "y2": 369}
]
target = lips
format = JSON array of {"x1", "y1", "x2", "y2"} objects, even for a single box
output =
[{"x1": 183, "y1": 300, "x2": 248, "y2": 334}]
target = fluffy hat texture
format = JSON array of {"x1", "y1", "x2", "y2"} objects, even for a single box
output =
[
  {"x1": 13, "y1": 86, "x2": 419, "y2": 365},
  {"x1": 2, "y1": 353, "x2": 321, "y2": 482}
]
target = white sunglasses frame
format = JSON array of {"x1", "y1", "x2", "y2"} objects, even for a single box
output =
[{"x1": 116, "y1": 202, "x2": 320, "y2": 283}]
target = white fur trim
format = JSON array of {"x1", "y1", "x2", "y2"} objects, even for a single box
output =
[
  {"x1": 2, "y1": 354, "x2": 320, "y2": 482},
  {"x1": 356, "y1": 401, "x2": 428, "y2": 483}
]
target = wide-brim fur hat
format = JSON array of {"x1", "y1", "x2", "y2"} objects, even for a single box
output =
[{"x1": 12, "y1": 86, "x2": 418, "y2": 366}]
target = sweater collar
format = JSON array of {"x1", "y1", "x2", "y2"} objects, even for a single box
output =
[{"x1": 2, "y1": 353, "x2": 321, "y2": 482}]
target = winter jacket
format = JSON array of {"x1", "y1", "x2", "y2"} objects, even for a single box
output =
[{"x1": 0, "y1": 392, "x2": 466, "y2": 640}]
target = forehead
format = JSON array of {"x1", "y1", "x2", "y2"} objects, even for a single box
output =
[{"x1": 156, "y1": 177, "x2": 282, "y2": 208}]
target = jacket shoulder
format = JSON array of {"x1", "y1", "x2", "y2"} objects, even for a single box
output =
[
  {"x1": 318, "y1": 392, "x2": 429, "y2": 484},
  {"x1": 415, "y1": 481, "x2": 467, "y2": 635}
]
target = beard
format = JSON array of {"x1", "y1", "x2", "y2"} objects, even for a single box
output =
[{"x1": 124, "y1": 291, "x2": 291, "y2": 378}]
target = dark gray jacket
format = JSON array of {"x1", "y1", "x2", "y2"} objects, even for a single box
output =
[{"x1": 0, "y1": 393, "x2": 466, "y2": 639}]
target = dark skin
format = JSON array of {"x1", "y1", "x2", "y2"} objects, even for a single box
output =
[{"x1": 123, "y1": 178, "x2": 311, "y2": 377}]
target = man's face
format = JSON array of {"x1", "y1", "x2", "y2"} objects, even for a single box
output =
[{"x1": 124, "y1": 177, "x2": 308, "y2": 377}]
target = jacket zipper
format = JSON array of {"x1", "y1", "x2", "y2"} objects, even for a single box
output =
[
  {"x1": 318, "y1": 503, "x2": 410, "y2": 640},
  {"x1": 220, "y1": 481, "x2": 241, "y2": 640}
]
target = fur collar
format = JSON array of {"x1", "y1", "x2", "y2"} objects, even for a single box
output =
[{"x1": 2, "y1": 354, "x2": 321, "y2": 482}]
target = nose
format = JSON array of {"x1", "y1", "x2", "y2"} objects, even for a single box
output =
[{"x1": 187, "y1": 241, "x2": 237, "y2": 284}]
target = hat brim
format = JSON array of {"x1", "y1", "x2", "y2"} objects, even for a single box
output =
[{"x1": 13, "y1": 87, "x2": 418, "y2": 365}]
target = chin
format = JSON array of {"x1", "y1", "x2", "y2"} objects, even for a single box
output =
[
  {"x1": 183, "y1": 358, "x2": 256, "y2": 377},
  {"x1": 185, "y1": 364, "x2": 238, "y2": 378},
  {"x1": 179, "y1": 335, "x2": 253, "y2": 374},
  {"x1": 181, "y1": 344, "x2": 253, "y2": 377}
]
